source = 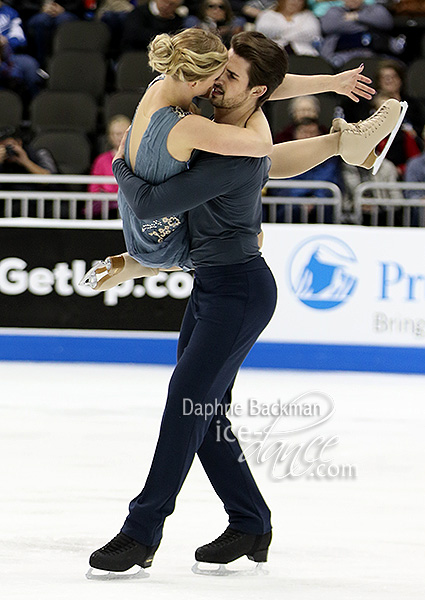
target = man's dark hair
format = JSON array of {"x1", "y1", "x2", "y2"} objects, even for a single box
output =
[{"x1": 230, "y1": 31, "x2": 289, "y2": 108}]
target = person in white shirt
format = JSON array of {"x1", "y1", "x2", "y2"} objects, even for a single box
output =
[{"x1": 255, "y1": 0, "x2": 321, "y2": 56}]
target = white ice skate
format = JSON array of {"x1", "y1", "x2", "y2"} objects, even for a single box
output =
[
  {"x1": 79, "y1": 254, "x2": 159, "y2": 291},
  {"x1": 331, "y1": 99, "x2": 408, "y2": 174},
  {"x1": 371, "y1": 100, "x2": 408, "y2": 175},
  {"x1": 79, "y1": 255, "x2": 125, "y2": 290}
]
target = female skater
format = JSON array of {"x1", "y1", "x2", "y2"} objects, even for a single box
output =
[{"x1": 81, "y1": 27, "x2": 272, "y2": 291}]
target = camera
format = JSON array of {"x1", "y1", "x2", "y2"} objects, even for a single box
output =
[{"x1": 5, "y1": 144, "x2": 17, "y2": 158}]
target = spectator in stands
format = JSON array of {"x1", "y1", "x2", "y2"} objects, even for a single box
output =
[
  {"x1": 88, "y1": 114, "x2": 130, "y2": 217},
  {"x1": 255, "y1": 0, "x2": 321, "y2": 56},
  {"x1": 341, "y1": 156, "x2": 401, "y2": 224},
  {"x1": 96, "y1": 0, "x2": 135, "y2": 57},
  {"x1": 0, "y1": 1, "x2": 43, "y2": 99},
  {"x1": 121, "y1": 0, "x2": 187, "y2": 52},
  {"x1": 266, "y1": 118, "x2": 341, "y2": 223},
  {"x1": 184, "y1": 0, "x2": 245, "y2": 48},
  {"x1": 25, "y1": 0, "x2": 84, "y2": 67},
  {"x1": 405, "y1": 126, "x2": 425, "y2": 199},
  {"x1": 320, "y1": 0, "x2": 399, "y2": 68},
  {"x1": 241, "y1": 0, "x2": 275, "y2": 22},
  {"x1": 307, "y1": 0, "x2": 375, "y2": 18},
  {"x1": 375, "y1": 60, "x2": 424, "y2": 138},
  {"x1": 274, "y1": 95, "x2": 328, "y2": 142},
  {"x1": 0, "y1": 126, "x2": 57, "y2": 176},
  {"x1": 389, "y1": 0, "x2": 425, "y2": 16}
]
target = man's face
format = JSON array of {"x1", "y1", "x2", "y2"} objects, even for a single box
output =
[
  {"x1": 344, "y1": 0, "x2": 364, "y2": 10},
  {"x1": 210, "y1": 49, "x2": 256, "y2": 110}
]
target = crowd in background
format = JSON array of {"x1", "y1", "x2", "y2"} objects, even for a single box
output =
[{"x1": 1, "y1": 0, "x2": 425, "y2": 223}]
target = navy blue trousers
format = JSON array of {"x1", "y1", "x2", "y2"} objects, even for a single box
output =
[{"x1": 121, "y1": 256, "x2": 277, "y2": 546}]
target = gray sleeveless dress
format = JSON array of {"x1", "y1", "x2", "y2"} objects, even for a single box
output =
[{"x1": 118, "y1": 101, "x2": 193, "y2": 270}]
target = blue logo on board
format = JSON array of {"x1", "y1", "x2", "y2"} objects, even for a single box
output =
[{"x1": 288, "y1": 236, "x2": 358, "y2": 310}]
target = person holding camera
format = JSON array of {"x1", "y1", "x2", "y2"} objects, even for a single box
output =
[{"x1": 0, "y1": 128, "x2": 57, "y2": 176}]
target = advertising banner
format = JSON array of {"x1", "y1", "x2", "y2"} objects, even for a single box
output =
[
  {"x1": 0, "y1": 220, "x2": 193, "y2": 332},
  {"x1": 260, "y1": 223, "x2": 425, "y2": 350},
  {"x1": 1, "y1": 220, "x2": 425, "y2": 373}
]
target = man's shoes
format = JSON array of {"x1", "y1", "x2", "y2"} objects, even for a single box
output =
[
  {"x1": 332, "y1": 99, "x2": 408, "y2": 174},
  {"x1": 195, "y1": 526, "x2": 272, "y2": 565},
  {"x1": 88, "y1": 532, "x2": 159, "y2": 575},
  {"x1": 79, "y1": 253, "x2": 159, "y2": 291}
]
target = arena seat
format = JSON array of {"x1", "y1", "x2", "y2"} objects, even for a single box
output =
[
  {"x1": 53, "y1": 20, "x2": 111, "y2": 54},
  {"x1": 116, "y1": 52, "x2": 157, "y2": 91},
  {"x1": 406, "y1": 59, "x2": 425, "y2": 99},
  {"x1": 30, "y1": 91, "x2": 98, "y2": 135},
  {"x1": 48, "y1": 51, "x2": 107, "y2": 101},
  {"x1": 103, "y1": 91, "x2": 142, "y2": 124},
  {"x1": 0, "y1": 91, "x2": 23, "y2": 129},
  {"x1": 32, "y1": 131, "x2": 92, "y2": 174}
]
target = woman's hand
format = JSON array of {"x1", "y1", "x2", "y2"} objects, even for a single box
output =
[
  {"x1": 112, "y1": 126, "x2": 130, "y2": 164},
  {"x1": 332, "y1": 64, "x2": 376, "y2": 102}
]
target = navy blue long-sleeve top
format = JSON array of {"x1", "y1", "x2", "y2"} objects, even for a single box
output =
[{"x1": 112, "y1": 151, "x2": 270, "y2": 268}]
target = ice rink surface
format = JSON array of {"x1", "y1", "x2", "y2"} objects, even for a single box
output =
[{"x1": 0, "y1": 361, "x2": 424, "y2": 600}]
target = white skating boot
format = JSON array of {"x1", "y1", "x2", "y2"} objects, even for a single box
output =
[
  {"x1": 79, "y1": 253, "x2": 159, "y2": 291},
  {"x1": 332, "y1": 99, "x2": 408, "y2": 174}
]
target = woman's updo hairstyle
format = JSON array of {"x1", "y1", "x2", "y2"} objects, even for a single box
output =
[{"x1": 148, "y1": 29, "x2": 228, "y2": 83}]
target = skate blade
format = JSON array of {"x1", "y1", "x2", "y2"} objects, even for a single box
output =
[
  {"x1": 78, "y1": 261, "x2": 109, "y2": 289},
  {"x1": 372, "y1": 100, "x2": 408, "y2": 175},
  {"x1": 85, "y1": 566, "x2": 150, "y2": 580},
  {"x1": 191, "y1": 561, "x2": 269, "y2": 577}
]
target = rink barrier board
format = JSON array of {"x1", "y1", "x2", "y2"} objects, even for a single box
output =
[{"x1": 1, "y1": 332, "x2": 425, "y2": 374}]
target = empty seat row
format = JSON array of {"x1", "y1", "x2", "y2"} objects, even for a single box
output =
[{"x1": 0, "y1": 89, "x2": 142, "y2": 134}]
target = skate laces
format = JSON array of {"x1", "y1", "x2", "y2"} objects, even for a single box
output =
[
  {"x1": 351, "y1": 105, "x2": 389, "y2": 138},
  {"x1": 99, "y1": 533, "x2": 137, "y2": 555},
  {"x1": 206, "y1": 528, "x2": 245, "y2": 549}
]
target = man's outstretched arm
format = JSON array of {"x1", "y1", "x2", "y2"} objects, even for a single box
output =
[{"x1": 271, "y1": 64, "x2": 375, "y2": 103}]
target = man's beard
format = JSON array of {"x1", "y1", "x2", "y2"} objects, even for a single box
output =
[{"x1": 210, "y1": 90, "x2": 251, "y2": 110}]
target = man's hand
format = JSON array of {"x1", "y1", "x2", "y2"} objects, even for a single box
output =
[
  {"x1": 0, "y1": 145, "x2": 7, "y2": 165},
  {"x1": 332, "y1": 64, "x2": 376, "y2": 102},
  {"x1": 112, "y1": 126, "x2": 130, "y2": 164}
]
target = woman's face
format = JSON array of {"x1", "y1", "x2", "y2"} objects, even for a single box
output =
[
  {"x1": 292, "y1": 98, "x2": 318, "y2": 122},
  {"x1": 195, "y1": 63, "x2": 227, "y2": 97},
  {"x1": 109, "y1": 120, "x2": 130, "y2": 150},
  {"x1": 205, "y1": 0, "x2": 226, "y2": 23},
  {"x1": 378, "y1": 68, "x2": 402, "y2": 95},
  {"x1": 281, "y1": 0, "x2": 305, "y2": 14}
]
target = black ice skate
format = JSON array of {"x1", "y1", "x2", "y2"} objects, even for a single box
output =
[
  {"x1": 192, "y1": 527, "x2": 271, "y2": 576},
  {"x1": 86, "y1": 532, "x2": 159, "y2": 580}
]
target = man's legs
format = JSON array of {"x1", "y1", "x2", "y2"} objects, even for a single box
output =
[
  {"x1": 197, "y1": 387, "x2": 271, "y2": 534},
  {"x1": 120, "y1": 258, "x2": 277, "y2": 546}
]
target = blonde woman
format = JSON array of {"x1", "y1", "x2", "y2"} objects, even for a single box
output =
[{"x1": 82, "y1": 27, "x2": 272, "y2": 290}]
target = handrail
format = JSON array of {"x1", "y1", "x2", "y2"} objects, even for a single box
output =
[
  {"x1": 263, "y1": 180, "x2": 343, "y2": 223},
  {"x1": 354, "y1": 182, "x2": 425, "y2": 226}
]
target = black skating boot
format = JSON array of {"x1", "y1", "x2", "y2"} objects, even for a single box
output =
[
  {"x1": 195, "y1": 526, "x2": 272, "y2": 564},
  {"x1": 88, "y1": 532, "x2": 159, "y2": 574}
]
